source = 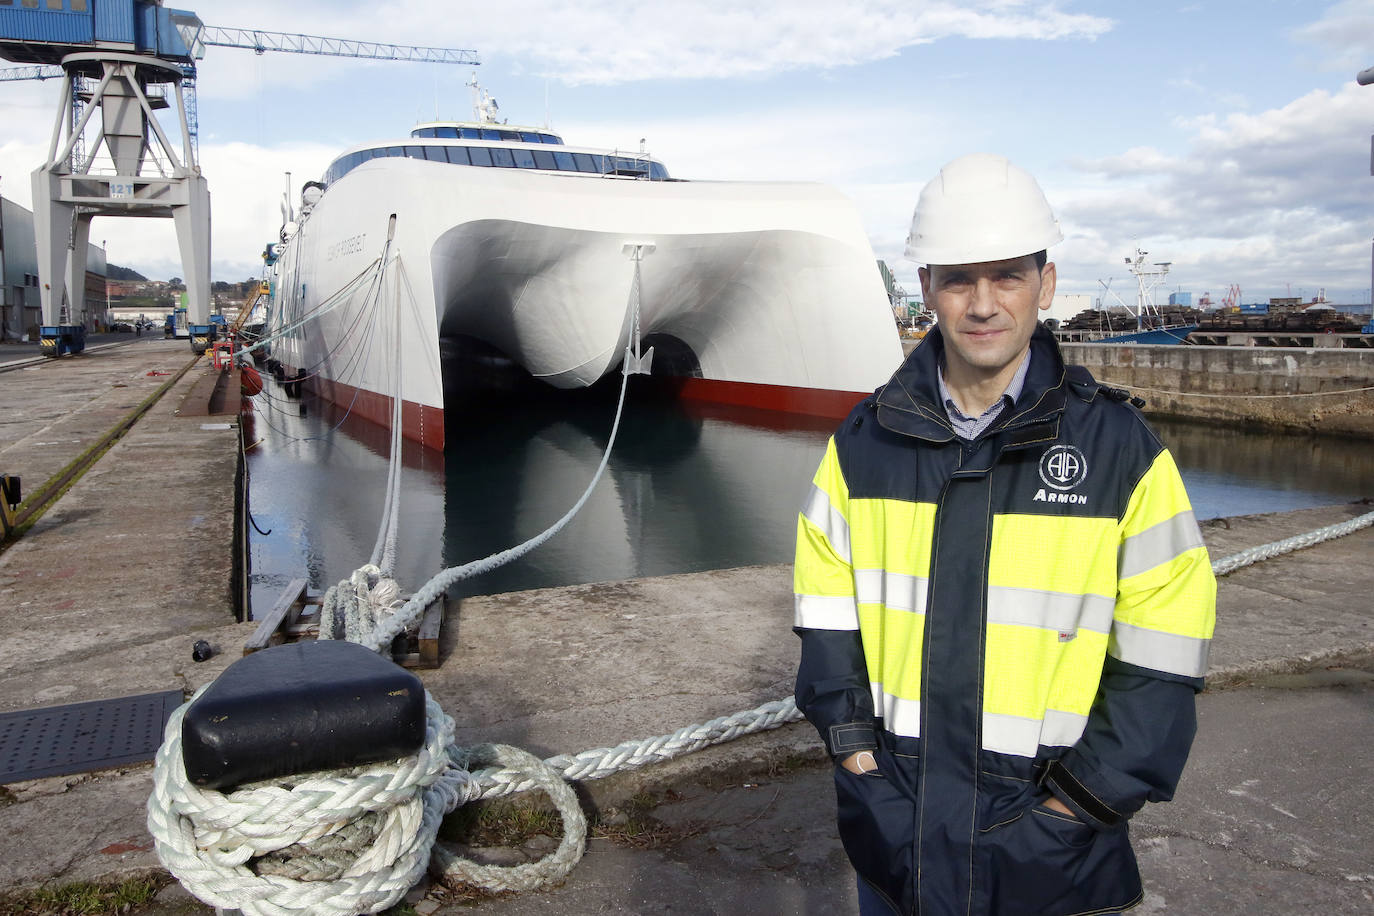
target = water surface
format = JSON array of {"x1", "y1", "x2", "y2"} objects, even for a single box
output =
[{"x1": 245, "y1": 378, "x2": 1371, "y2": 613}]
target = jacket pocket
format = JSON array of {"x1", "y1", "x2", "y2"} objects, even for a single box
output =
[
  {"x1": 976, "y1": 802, "x2": 1141, "y2": 915},
  {"x1": 833, "y1": 748, "x2": 915, "y2": 914}
]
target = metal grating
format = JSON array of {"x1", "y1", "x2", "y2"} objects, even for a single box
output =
[{"x1": 0, "y1": 690, "x2": 183, "y2": 785}]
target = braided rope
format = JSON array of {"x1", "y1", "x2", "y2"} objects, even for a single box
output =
[
  {"x1": 1111, "y1": 381, "x2": 1374, "y2": 400},
  {"x1": 148, "y1": 690, "x2": 585, "y2": 914},
  {"x1": 149, "y1": 690, "x2": 467, "y2": 916},
  {"x1": 1209, "y1": 508, "x2": 1374, "y2": 576},
  {"x1": 452, "y1": 507, "x2": 1374, "y2": 803}
]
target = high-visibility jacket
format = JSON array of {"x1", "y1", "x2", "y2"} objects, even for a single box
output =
[{"x1": 794, "y1": 326, "x2": 1216, "y2": 916}]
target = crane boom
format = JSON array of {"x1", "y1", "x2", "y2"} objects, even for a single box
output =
[
  {"x1": 0, "y1": 64, "x2": 62, "y2": 81},
  {"x1": 193, "y1": 27, "x2": 478, "y2": 65}
]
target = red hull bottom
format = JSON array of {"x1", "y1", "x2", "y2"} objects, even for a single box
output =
[
  {"x1": 306, "y1": 376, "x2": 447, "y2": 452},
  {"x1": 668, "y1": 377, "x2": 868, "y2": 421},
  {"x1": 302, "y1": 374, "x2": 867, "y2": 453}
]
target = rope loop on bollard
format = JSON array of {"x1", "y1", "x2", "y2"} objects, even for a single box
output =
[{"x1": 147, "y1": 688, "x2": 586, "y2": 915}]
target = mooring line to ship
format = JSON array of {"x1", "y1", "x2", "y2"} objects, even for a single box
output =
[
  {"x1": 1110, "y1": 381, "x2": 1374, "y2": 399},
  {"x1": 240, "y1": 250, "x2": 397, "y2": 442},
  {"x1": 235, "y1": 254, "x2": 385, "y2": 362}
]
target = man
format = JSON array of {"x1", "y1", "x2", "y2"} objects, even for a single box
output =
[{"x1": 793, "y1": 153, "x2": 1216, "y2": 916}]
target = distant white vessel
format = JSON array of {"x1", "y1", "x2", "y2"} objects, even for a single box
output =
[{"x1": 264, "y1": 81, "x2": 901, "y2": 450}]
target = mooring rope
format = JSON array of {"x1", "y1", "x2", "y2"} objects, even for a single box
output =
[
  {"x1": 1112, "y1": 381, "x2": 1374, "y2": 400},
  {"x1": 1208, "y1": 507, "x2": 1374, "y2": 576}
]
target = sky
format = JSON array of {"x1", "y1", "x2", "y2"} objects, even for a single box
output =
[{"x1": 3, "y1": 0, "x2": 1374, "y2": 306}]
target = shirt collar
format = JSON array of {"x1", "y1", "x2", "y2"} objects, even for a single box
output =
[{"x1": 938, "y1": 349, "x2": 1033, "y2": 421}]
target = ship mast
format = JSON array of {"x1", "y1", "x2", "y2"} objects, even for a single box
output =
[{"x1": 1124, "y1": 248, "x2": 1171, "y2": 330}]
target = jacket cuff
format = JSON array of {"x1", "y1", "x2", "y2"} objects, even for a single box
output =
[
  {"x1": 827, "y1": 722, "x2": 877, "y2": 758},
  {"x1": 1041, "y1": 759, "x2": 1126, "y2": 831}
]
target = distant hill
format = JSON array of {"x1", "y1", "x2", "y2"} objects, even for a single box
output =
[{"x1": 107, "y1": 264, "x2": 147, "y2": 281}]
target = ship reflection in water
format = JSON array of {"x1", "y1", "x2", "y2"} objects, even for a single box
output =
[{"x1": 245, "y1": 377, "x2": 1371, "y2": 613}]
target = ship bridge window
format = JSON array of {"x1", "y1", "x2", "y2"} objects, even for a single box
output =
[
  {"x1": 435, "y1": 126, "x2": 458, "y2": 138},
  {"x1": 540, "y1": 134, "x2": 563, "y2": 145},
  {"x1": 519, "y1": 131, "x2": 542, "y2": 143},
  {"x1": 459, "y1": 127, "x2": 482, "y2": 139},
  {"x1": 480, "y1": 128, "x2": 502, "y2": 140},
  {"x1": 412, "y1": 127, "x2": 436, "y2": 138},
  {"x1": 499, "y1": 130, "x2": 522, "y2": 141},
  {"x1": 326, "y1": 143, "x2": 669, "y2": 181},
  {"x1": 611, "y1": 156, "x2": 648, "y2": 176}
]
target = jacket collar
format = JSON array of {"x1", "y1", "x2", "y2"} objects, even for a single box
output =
[{"x1": 875, "y1": 323, "x2": 1070, "y2": 443}]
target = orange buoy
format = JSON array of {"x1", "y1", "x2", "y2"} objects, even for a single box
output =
[{"x1": 240, "y1": 365, "x2": 263, "y2": 397}]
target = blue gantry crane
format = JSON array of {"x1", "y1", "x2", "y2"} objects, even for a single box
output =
[{"x1": 0, "y1": 0, "x2": 477, "y2": 355}]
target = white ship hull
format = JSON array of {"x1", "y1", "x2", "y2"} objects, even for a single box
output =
[{"x1": 266, "y1": 156, "x2": 902, "y2": 450}]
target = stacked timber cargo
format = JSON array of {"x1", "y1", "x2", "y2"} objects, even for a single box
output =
[
  {"x1": 1195, "y1": 308, "x2": 1366, "y2": 332},
  {"x1": 1062, "y1": 306, "x2": 1201, "y2": 333}
]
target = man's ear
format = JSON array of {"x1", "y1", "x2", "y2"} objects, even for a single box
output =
[{"x1": 1038, "y1": 262, "x2": 1057, "y2": 312}]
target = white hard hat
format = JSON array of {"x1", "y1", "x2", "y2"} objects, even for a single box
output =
[{"x1": 904, "y1": 153, "x2": 1063, "y2": 265}]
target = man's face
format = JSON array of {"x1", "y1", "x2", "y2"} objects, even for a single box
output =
[{"x1": 918, "y1": 255, "x2": 1056, "y2": 383}]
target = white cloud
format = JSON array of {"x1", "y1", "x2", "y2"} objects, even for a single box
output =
[
  {"x1": 1294, "y1": 0, "x2": 1374, "y2": 74},
  {"x1": 1054, "y1": 83, "x2": 1374, "y2": 301},
  {"x1": 185, "y1": 1, "x2": 1110, "y2": 86}
]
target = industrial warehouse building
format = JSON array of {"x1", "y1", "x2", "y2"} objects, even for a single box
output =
[{"x1": 0, "y1": 192, "x2": 107, "y2": 342}]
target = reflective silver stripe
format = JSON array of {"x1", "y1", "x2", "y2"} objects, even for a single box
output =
[
  {"x1": 982, "y1": 709, "x2": 1089, "y2": 757},
  {"x1": 854, "y1": 568, "x2": 929, "y2": 614},
  {"x1": 1110, "y1": 621, "x2": 1211, "y2": 678},
  {"x1": 801, "y1": 483, "x2": 850, "y2": 564},
  {"x1": 794, "y1": 594, "x2": 859, "y2": 630},
  {"x1": 1119, "y1": 510, "x2": 1204, "y2": 580},
  {"x1": 874, "y1": 686, "x2": 921, "y2": 738},
  {"x1": 986, "y1": 586, "x2": 1114, "y2": 635}
]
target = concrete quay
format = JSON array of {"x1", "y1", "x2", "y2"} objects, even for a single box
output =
[{"x1": 1, "y1": 340, "x2": 1372, "y2": 914}]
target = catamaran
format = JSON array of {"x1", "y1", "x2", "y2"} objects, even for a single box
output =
[{"x1": 262, "y1": 82, "x2": 902, "y2": 450}]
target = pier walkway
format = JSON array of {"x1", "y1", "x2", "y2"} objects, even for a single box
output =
[{"x1": 0, "y1": 340, "x2": 1370, "y2": 914}]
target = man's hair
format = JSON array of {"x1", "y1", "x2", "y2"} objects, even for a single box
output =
[{"x1": 922, "y1": 250, "x2": 1049, "y2": 271}]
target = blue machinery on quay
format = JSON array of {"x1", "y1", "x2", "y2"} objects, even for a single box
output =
[{"x1": 142, "y1": 232, "x2": 1374, "y2": 916}]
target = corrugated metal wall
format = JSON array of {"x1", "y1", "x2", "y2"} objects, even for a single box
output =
[
  {"x1": 94, "y1": 0, "x2": 136, "y2": 44},
  {"x1": 0, "y1": 4, "x2": 96, "y2": 45}
]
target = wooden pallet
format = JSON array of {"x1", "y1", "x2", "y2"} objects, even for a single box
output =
[{"x1": 243, "y1": 578, "x2": 445, "y2": 669}]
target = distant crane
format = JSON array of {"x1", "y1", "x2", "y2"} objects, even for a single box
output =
[
  {"x1": 0, "y1": 1, "x2": 477, "y2": 355},
  {"x1": 1221, "y1": 284, "x2": 1241, "y2": 309}
]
